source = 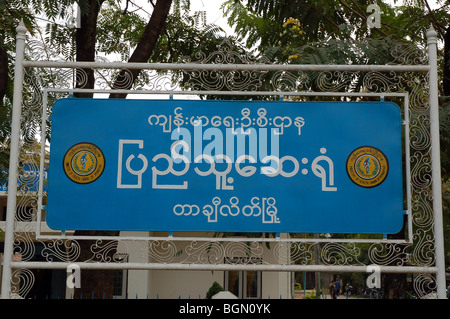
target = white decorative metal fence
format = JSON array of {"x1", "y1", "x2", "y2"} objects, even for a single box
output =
[{"x1": 0, "y1": 21, "x2": 446, "y2": 299}]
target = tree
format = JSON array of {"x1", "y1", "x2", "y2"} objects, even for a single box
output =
[
  {"x1": 0, "y1": 0, "x2": 244, "y2": 299},
  {"x1": 109, "y1": 0, "x2": 172, "y2": 98},
  {"x1": 2, "y1": 0, "x2": 448, "y2": 299},
  {"x1": 13, "y1": 0, "x2": 174, "y2": 298},
  {"x1": 71, "y1": 0, "x2": 173, "y2": 98},
  {"x1": 206, "y1": 281, "x2": 224, "y2": 299},
  {"x1": 222, "y1": 0, "x2": 450, "y2": 298}
]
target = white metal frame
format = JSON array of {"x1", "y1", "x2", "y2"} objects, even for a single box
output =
[
  {"x1": 1, "y1": 21, "x2": 446, "y2": 299},
  {"x1": 35, "y1": 88, "x2": 412, "y2": 244}
]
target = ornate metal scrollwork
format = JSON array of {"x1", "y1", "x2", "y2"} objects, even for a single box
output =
[
  {"x1": 321, "y1": 242, "x2": 364, "y2": 266},
  {"x1": 184, "y1": 241, "x2": 225, "y2": 264},
  {"x1": 1, "y1": 35, "x2": 439, "y2": 299},
  {"x1": 413, "y1": 274, "x2": 437, "y2": 298},
  {"x1": 41, "y1": 240, "x2": 81, "y2": 262},
  {"x1": 148, "y1": 240, "x2": 179, "y2": 263},
  {"x1": 10, "y1": 269, "x2": 35, "y2": 299}
]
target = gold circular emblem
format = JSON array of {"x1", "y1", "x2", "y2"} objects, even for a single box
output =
[
  {"x1": 346, "y1": 146, "x2": 389, "y2": 188},
  {"x1": 63, "y1": 143, "x2": 105, "y2": 184}
]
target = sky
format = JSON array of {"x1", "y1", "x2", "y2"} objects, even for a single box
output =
[
  {"x1": 61, "y1": 0, "x2": 442, "y2": 38},
  {"x1": 189, "y1": 0, "x2": 231, "y2": 29}
]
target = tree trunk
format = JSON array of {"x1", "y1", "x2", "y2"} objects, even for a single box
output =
[
  {"x1": 382, "y1": 215, "x2": 409, "y2": 299},
  {"x1": 73, "y1": 1, "x2": 116, "y2": 299},
  {"x1": 71, "y1": 0, "x2": 173, "y2": 299},
  {"x1": 72, "y1": 230, "x2": 119, "y2": 299},
  {"x1": 109, "y1": 0, "x2": 173, "y2": 99},
  {"x1": 75, "y1": 0, "x2": 105, "y2": 98},
  {"x1": 0, "y1": 37, "x2": 8, "y2": 106},
  {"x1": 444, "y1": 26, "x2": 450, "y2": 96}
]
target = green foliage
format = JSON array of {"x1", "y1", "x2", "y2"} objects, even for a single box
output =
[
  {"x1": 339, "y1": 272, "x2": 366, "y2": 296},
  {"x1": 440, "y1": 98, "x2": 450, "y2": 267},
  {"x1": 237, "y1": 0, "x2": 450, "y2": 287},
  {"x1": 205, "y1": 281, "x2": 224, "y2": 299},
  {"x1": 222, "y1": 0, "x2": 281, "y2": 49},
  {"x1": 223, "y1": 0, "x2": 450, "y2": 59},
  {"x1": 0, "y1": 0, "x2": 36, "y2": 39},
  {"x1": 304, "y1": 289, "x2": 316, "y2": 299},
  {"x1": 43, "y1": 19, "x2": 76, "y2": 60},
  {"x1": 440, "y1": 99, "x2": 450, "y2": 179},
  {"x1": 0, "y1": 104, "x2": 11, "y2": 180},
  {"x1": 224, "y1": 0, "x2": 402, "y2": 49},
  {"x1": 96, "y1": 1, "x2": 148, "y2": 60},
  {"x1": 0, "y1": 0, "x2": 80, "y2": 108},
  {"x1": 149, "y1": 14, "x2": 229, "y2": 64}
]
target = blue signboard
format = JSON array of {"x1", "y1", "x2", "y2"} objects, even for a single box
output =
[{"x1": 46, "y1": 98, "x2": 404, "y2": 234}]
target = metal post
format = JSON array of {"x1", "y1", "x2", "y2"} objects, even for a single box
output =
[
  {"x1": 426, "y1": 25, "x2": 447, "y2": 299},
  {"x1": 314, "y1": 233, "x2": 321, "y2": 299},
  {"x1": 1, "y1": 20, "x2": 27, "y2": 299}
]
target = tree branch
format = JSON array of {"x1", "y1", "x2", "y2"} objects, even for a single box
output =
[
  {"x1": 337, "y1": 0, "x2": 388, "y2": 37},
  {"x1": 0, "y1": 38, "x2": 8, "y2": 106},
  {"x1": 109, "y1": 0, "x2": 172, "y2": 98},
  {"x1": 443, "y1": 26, "x2": 450, "y2": 96},
  {"x1": 75, "y1": 0, "x2": 106, "y2": 98},
  {"x1": 424, "y1": 0, "x2": 445, "y2": 35}
]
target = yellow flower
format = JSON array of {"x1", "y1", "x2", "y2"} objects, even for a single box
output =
[{"x1": 283, "y1": 17, "x2": 299, "y2": 28}]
